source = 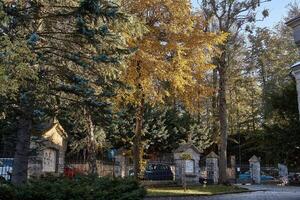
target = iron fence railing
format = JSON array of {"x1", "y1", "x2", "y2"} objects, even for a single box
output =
[{"x1": 0, "y1": 151, "x2": 14, "y2": 181}]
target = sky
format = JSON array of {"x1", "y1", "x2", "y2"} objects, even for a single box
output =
[{"x1": 191, "y1": 0, "x2": 300, "y2": 29}]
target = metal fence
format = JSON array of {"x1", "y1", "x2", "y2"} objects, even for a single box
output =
[
  {"x1": 64, "y1": 157, "x2": 176, "y2": 181},
  {"x1": 64, "y1": 159, "x2": 122, "y2": 177},
  {"x1": 0, "y1": 151, "x2": 14, "y2": 181}
]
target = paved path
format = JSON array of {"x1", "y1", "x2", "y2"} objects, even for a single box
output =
[{"x1": 146, "y1": 185, "x2": 300, "y2": 200}]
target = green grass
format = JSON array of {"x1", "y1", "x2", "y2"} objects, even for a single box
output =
[{"x1": 146, "y1": 185, "x2": 248, "y2": 197}]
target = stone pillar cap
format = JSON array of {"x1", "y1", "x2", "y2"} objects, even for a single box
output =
[
  {"x1": 206, "y1": 151, "x2": 219, "y2": 159},
  {"x1": 174, "y1": 143, "x2": 202, "y2": 154},
  {"x1": 249, "y1": 155, "x2": 260, "y2": 162}
]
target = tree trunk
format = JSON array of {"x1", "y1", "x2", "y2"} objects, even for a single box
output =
[
  {"x1": 11, "y1": 117, "x2": 32, "y2": 185},
  {"x1": 85, "y1": 108, "x2": 97, "y2": 175},
  {"x1": 212, "y1": 68, "x2": 219, "y2": 129},
  {"x1": 212, "y1": 68, "x2": 219, "y2": 153},
  {"x1": 133, "y1": 98, "x2": 144, "y2": 179},
  {"x1": 218, "y1": 65, "x2": 228, "y2": 184},
  {"x1": 260, "y1": 61, "x2": 267, "y2": 121},
  {"x1": 133, "y1": 61, "x2": 144, "y2": 179}
]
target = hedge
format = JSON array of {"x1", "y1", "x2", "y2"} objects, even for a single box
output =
[{"x1": 0, "y1": 176, "x2": 146, "y2": 200}]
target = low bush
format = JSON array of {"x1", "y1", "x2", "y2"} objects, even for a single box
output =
[
  {"x1": 0, "y1": 183, "x2": 16, "y2": 200},
  {"x1": 0, "y1": 176, "x2": 146, "y2": 200}
]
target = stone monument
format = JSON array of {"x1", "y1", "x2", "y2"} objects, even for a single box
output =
[
  {"x1": 206, "y1": 151, "x2": 219, "y2": 184},
  {"x1": 249, "y1": 155, "x2": 261, "y2": 184},
  {"x1": 174, "y1": 143, "x2": 201, "y2": 184}
]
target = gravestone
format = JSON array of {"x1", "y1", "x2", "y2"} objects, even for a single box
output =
[
  {"x1": 249, "y1": 155, "x2": 261, "y2": 184},
  {"x1": 174, "y1": 144, "x2": 201, "y2": 184},
  {"x1": 206, "y1": 151, "x2": 219, "y2": 184}
]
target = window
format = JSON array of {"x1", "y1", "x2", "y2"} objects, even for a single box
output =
[{"x1": 185, "y1": 160, "x2": 195, "y2": 174}]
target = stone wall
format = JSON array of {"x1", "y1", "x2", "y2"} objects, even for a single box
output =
[{"x1": 174, "y1": 145, "x2": 201, "y2": 184}]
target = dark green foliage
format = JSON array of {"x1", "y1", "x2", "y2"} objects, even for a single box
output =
[
  {"x1": 0, "y1": 0, "x2": 137, "y2": 183},
  {"x1": 233, "y1": 81, "x2": 300, "y2": 168},
  {"x1": 108, "y1": 105, "x2": 212, "y2": 154},
  {"x1": 58, "y1": 103, "x2": 111, "y2": 154},
  {"x1": 0, "y1": 183, "x2": 16, "y2": 200},
  {"x1": 0, "y1": 176, "x2": 146, "y2": 200},
  {"x1": 108, "y1": 106, "x2": 136, "y2": 150},
  {"x1": 261, "y1": 81, "x2": 300, "y2": 168}
]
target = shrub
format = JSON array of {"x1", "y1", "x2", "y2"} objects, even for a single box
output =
[
  {"x1": 1, "y1": 176, "x2": 146, "y2": 200},
  {"x1": 0, "y1": 184, "x2": 16, "y2": 200}
]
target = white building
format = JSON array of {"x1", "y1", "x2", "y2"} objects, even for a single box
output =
[{"x1": 287, "y1": 16, "x2": 300, "y2": 117}]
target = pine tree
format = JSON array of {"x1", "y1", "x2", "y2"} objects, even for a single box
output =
[{"x1": 0, "y1": 0, "x2": 137, "y2": 184}]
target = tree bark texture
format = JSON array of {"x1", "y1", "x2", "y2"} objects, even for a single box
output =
[
  {"x1": 11, "y1": 117, "x2": 32, "y2": 185},
  {"x1": 133, "y1": 97, "x2": 144, "y2": 179},
  {"x1": 212, "y1": 68, "x2": 220, "y2": 153},
  {"x1": 133, "y1": 61, "x2": 144, "y2": 179},
  {"x1": 85, "y1": 108, "x2": 97, "y2": 175},
  {"x1": 218, "y1": 64, "x2": 228, "y2": 183}
]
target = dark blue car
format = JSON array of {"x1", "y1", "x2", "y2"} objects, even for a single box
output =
[
  {"x1": 239, "y1": 171, "x2": 274, "y2": 182},
  {"x1": 144, "y1": 164, "x2": 174, "y2": 181}
]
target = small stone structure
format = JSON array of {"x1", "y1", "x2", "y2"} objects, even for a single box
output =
[
  {"x1": 278, "y1": 163, "x2": 288, "y2": 177},
  {"x1": 278, "y1": 163, "x2": 289, "y2": 185},
  {"x1": 206, "y1": 151, "x2": 219, "y2": 184},
  {"x1": 174, "y1": 143, "x2": 201, "y2": 184},
  {"x1": 28, "y1": 122, "x2": 68, "y2": 178},
  {"x1": 249, "y1": 155, "x2": 261, "y2": 184}
]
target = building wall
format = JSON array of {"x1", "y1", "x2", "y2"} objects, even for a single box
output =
[{"x1": 294, "y1": 68, "x2": 300, "y2": 116}]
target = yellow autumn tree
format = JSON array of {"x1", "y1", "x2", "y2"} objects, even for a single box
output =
[{"x1": 118, "y1": 0, "x2": 227, "y2": 177}]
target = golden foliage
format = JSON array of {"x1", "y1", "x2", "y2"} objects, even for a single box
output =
[{"x1": 116, "y1": 0, "x2": 227, "y2": 112}]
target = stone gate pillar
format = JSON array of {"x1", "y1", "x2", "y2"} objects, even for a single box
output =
[
  {"x1": 278, "y1": 163, "x2": 289, "y2": 185},
  {"x1": 174, "y1": 144, "x2": 201, "y2": 185},
  {"x1": 229, "y1": 155, "x2": 237, "y2": 182},
  {"x1": 206, "y1": 152, "x2": 219, "y2": 184},
  {"x1": 115, "y1": 149, "x2": 126, "y2": 177},
  {"x1": 249, "y1": 155, "x2": 261, "y2": 184}
]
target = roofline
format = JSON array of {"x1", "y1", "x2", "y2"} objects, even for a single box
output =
[
  {"x1": 173, "y1": 144, "x2": 202, "y2": 154},
  {"x1": 249, "y1": 155, "x2": 260, "y2": 162},
  {"x1": 286, "y1": 15, "x2": 300, "y2": 28},
  {"x1": 292, "y1": 62, "x2": 300, "y2": 72},
  {"x1": 206, "y1": 151, "x2": 219, "y2": 159}
]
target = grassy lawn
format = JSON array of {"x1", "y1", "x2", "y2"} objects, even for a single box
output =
[{"x1": 146, "y1": 185, "x2": 248, "y2": 197}]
